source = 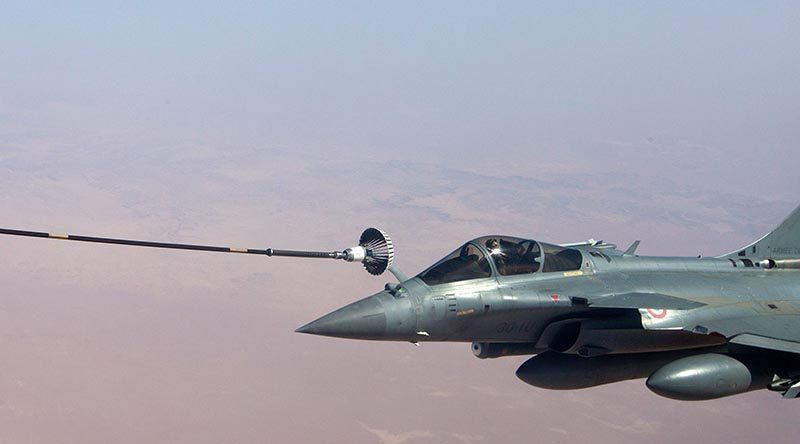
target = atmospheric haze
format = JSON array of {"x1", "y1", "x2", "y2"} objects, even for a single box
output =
[{"x1": 1, "y1": 2, "x2": 799, "y2": 443}]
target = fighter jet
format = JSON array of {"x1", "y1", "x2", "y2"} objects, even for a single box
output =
[{"x1": 3, "y1": 204, "x2": 800, "y2": 400}]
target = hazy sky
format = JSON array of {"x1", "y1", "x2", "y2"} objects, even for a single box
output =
[{"x1": 1, "y1": 2, "x2": 799, "y2": 443}]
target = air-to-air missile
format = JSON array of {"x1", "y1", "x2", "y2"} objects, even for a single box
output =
[{"x1": 3, "y1": 204, "x2": 800, "y2": 400}]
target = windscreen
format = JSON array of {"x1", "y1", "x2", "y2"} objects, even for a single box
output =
[{"x1": 418, "y1": 243, "x2": 492, "y2": 286}]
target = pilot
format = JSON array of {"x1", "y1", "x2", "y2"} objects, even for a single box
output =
[
  {"x1": 486, "y1": 238, "x2": 502, "y2": 256},
  {"x1": 486, "y1": 238, "x2": 509, "y2": 274}
]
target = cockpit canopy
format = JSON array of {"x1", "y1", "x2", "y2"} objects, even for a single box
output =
[{"x1": 417, "y1": 236, "x2": 583, "y2": 286}]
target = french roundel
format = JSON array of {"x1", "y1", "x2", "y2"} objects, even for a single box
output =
[{"x1": 646, "y1": 308, "x2": 668, "y2": 319}]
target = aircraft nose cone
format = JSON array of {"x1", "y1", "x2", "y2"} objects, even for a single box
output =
[{"x1": 296, "y1": 294, "x2": 388, "y2": 340}]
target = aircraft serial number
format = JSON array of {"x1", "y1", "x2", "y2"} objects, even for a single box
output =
[
  {"x1": 495, "y1": 321, "x2": 536, "y2": 334},
  {"x1": 772, "y1": 247, "x2": 800, "y2": 255}
]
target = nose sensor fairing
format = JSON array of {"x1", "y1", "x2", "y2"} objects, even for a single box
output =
[{"x1": 296, "y1": 291, "x2": 417, "y2": 341}]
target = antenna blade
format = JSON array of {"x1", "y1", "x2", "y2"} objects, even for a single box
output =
[{"x1": 623, "y1": 240, "x2": 641, "y2": 256}]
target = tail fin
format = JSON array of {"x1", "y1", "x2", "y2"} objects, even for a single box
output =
[{"x1": 720, "y1": 204, "x2": 800, "y2": 260}]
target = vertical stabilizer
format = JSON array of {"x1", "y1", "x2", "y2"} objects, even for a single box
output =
[{"x1": 721, "y1": 204, "x2": 800, "y2": 260}]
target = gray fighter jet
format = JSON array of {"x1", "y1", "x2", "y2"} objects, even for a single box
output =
[{"x1": 3, "y1": 204, "x2": 800, "y2": 400}]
